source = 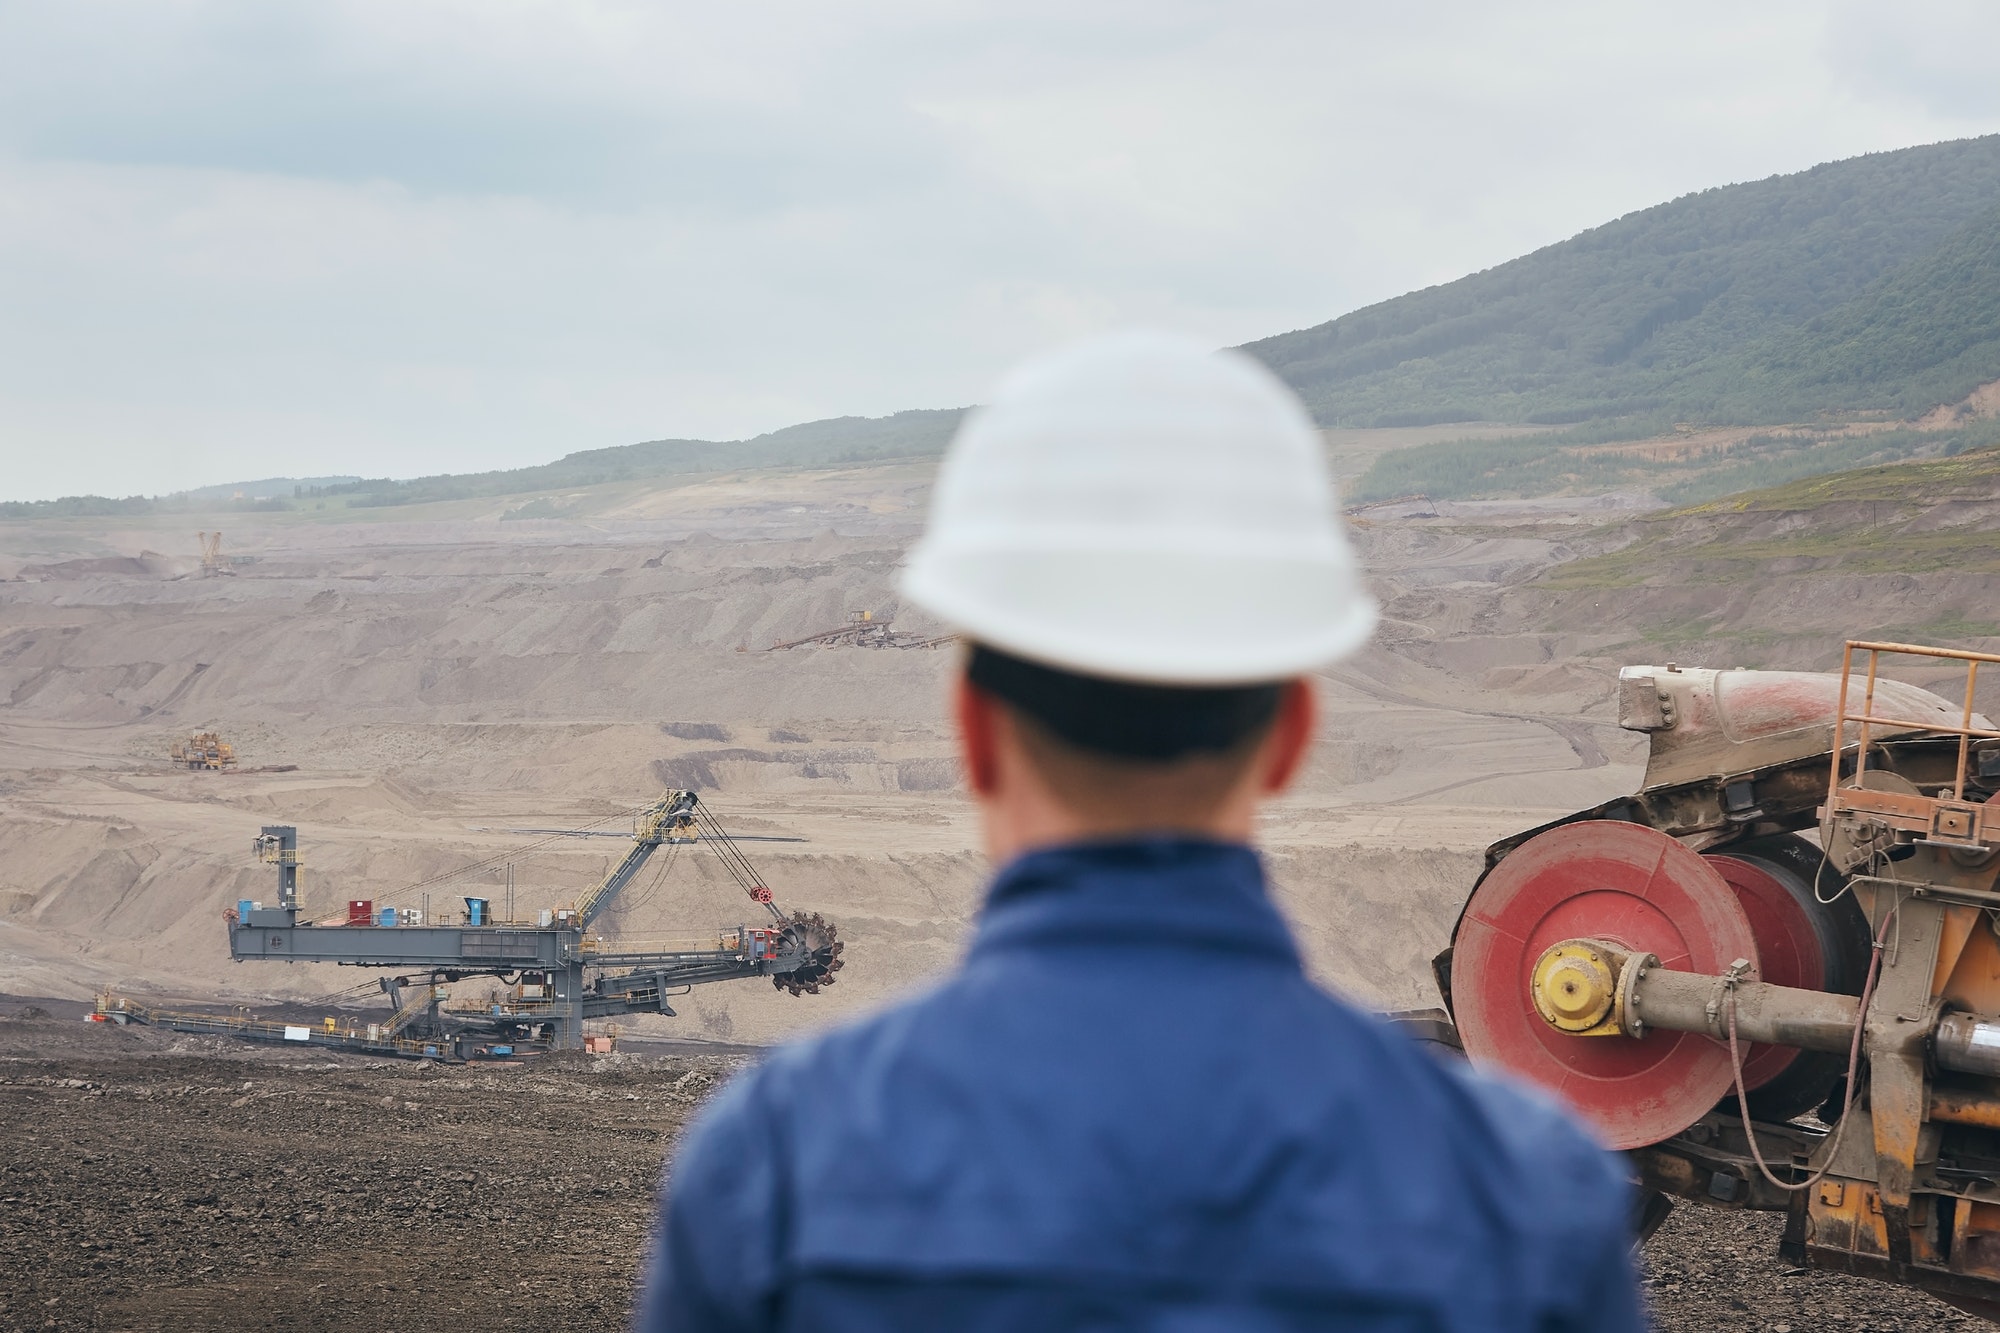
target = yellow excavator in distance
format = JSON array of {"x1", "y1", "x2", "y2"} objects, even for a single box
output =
[{"x1": 170, "y1": 731, "x2": 237, "y2": 770}]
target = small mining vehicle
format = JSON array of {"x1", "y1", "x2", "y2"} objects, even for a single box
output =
[
  {"x1": 169, "y1": 731, "x2": 236, "y2": 770},
  {"x1": 767, "y1": 609, "x2": 955, "y2": 651},
  {"x1": 1433, "y1": 640, "x2": 2000, "y2": 1315},
  {"x1": 99, "y1": 790, "x2": 842, "y2": 1060}
]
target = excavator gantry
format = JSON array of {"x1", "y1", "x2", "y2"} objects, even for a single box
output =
[{"x1": 102, "y1": 790, "x2": 842, "y2": 1059}]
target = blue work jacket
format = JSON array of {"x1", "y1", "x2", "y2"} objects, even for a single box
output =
[{"x1": 637, "y1": 838, "x2": 1642, "y2": 1332}]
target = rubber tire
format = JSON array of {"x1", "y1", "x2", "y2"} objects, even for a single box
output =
[{"x1": 1712, "y1": 833, "x2": 1871, "y2": 1124}]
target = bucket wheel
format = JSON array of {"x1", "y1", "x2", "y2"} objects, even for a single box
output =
[
  {"x1": 1452, "y1": 822, "x2": 1761, "y2": 1150},
  {"x1": 773, "y1": 911, "x2": 845, "y2": 996},
  {"x1": 1452, "y1": 822, "x2": 1869, "y2": 1148}
]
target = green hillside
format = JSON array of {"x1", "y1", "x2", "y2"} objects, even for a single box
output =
[
  {"x1": 1541, "y1": 444, "x2": 2000, "y2": 591},
  {"x1": 16, "y1": 135, "x2": 2000, "y2": 518},
  {"x1": 1716, "y1": 203, "x2": 2000, "y2": 420},
  {"x1": 1350, "y1": 416, "x2": 2000, "y2": 506},
  {"x1": 305, "y1": 407, "x2": 965, "y2": 510},
  {"x1": 0, "y1": 408, "x2": 966, "y2": 519},
  {"x1": 1248, "y1": 135, "x2": 2000, "y2": 431},
  {"x1": 1502, "y1": 444, "x2": 2000, "y2": 667}
]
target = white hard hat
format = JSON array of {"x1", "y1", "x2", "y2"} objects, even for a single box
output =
[{"x1": 900, "y1": 330, "x2": 1377, "y2": 685}]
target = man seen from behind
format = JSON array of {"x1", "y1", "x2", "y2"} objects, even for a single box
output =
[{"x1": 637, "y1": 332, "x2": 1644, "y2": 1331}]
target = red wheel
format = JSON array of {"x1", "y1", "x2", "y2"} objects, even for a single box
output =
[
  {"x1": 1453, "y1": 822, "x2": 1759, "y2": 1150},
  {"x1": 1709, "y1": 835, "x2": 1871, "y2": 1123},
  {"x1": 1706, "y1": 854, "x2": 1820, "y2": 1094}
]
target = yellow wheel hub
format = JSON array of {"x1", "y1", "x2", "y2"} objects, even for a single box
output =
[{"x1": 1529, "y1": 941, "x2": 1619, "y2": 1034}]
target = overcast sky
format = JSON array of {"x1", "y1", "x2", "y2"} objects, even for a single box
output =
[{"x1": 4, "y1": 1, "x2": 2000, "y2": 501}]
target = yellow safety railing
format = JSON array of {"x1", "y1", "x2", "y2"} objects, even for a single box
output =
[{"x1": 1828, "y1": 640, "x2": 2000, "y2": 847}]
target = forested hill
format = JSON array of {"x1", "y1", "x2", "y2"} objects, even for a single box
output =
[
  {"x1": 302, "y1": 406, "x2": 967, "y2": 510},
  {"x1": 18, "y1": 136, "x2": 2000, "y2": 516},
  {"x1": 1722, "y1": 201, "x2": 2000, "y2": 420},
  {"x1": 0, "y1": 408, "x2": 969, "y2": 517},
  {"x1": 1244, "y1": 135, "x2": 2000, "y2": 431}
]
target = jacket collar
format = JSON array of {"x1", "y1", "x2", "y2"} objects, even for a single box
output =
[{"x1": 968, "y1": 837, "x2": 1301, "y2": 967}]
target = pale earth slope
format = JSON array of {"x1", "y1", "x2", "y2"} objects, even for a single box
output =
[{"x1": 9, "y1": 451, "x2": 1982, "y2": 1044}]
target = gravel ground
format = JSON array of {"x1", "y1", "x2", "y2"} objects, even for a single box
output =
[
  {"x1": 0, "y1": 1013, "x2": 723, "y2": 1332},
  {"x1": 1642, "y1": 1203, "x2": 1981, "y2": 1330},
  {"x1": 0, "y1": 1009, "x2": 1987, "y2": 1331}
]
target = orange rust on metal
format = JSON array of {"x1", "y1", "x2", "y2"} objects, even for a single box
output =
[
  {"x1": 1938, "y1": 907, "x2": 2000, "y2": 1017},
  {"x1": 1830, "y1": 790, "x2": 1991, "y2": 846},
  {"x1": 1848, "y1": 640, "x2": 2000, "y2": 665},
  {"x1": 1805, "y1": 1186, "x2": 1957, "y2": 1275},
  {"x1": 1807, "y1": 1179, "x2": 1895, "y2": 1264},
  {"x1": 1467, "y1": 639, "x2": 2000, "y2": 1309},
  {"x1": 1839, "y1": 713, "x2": 2000, "y2": 741},
  {"x1": 1954, "y1": 1200, "x2": 2000, "y2": 1281},
  {"x1": 1837, "y1": 788, "x2": 1943, "y2": 821},
  {"x1": 1964, "y1": 660, "x2": 1985, "y2": 800},
  {"x1": 1827, "y1": 640, "x2": 2000, "y2": 846},
  {"x1": 1934, "y1": 906, "x2": 1982, "y2": 1001},
  {"x1": 1830, "y1": 640, "x2": 1855, "y2": 804},
  {"x1": 1929, "y1": 1087, "x2": 2000, "y2": 1131},
  {"x1": 1865, "y1": 903, "x2": 1939, "y2": 1265},
  {"x1": 1858, "y1": 646, "x2": 1882, "y2": 786}
]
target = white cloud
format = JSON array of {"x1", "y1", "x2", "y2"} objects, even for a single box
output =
[{"x1": 0, "y1": 0, "x2": 1994, "y2": 499}]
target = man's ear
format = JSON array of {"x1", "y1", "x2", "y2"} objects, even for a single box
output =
[
  {"x1": 1258, "y1": 678, "x2": 1317, "y2": 796},
  {"x1": 954, "y1": 672, "x2": 1002, "y2": 797}
]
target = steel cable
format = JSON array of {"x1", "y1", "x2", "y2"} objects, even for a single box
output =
[
  {"x1": 374, "y1": 803, "x2": 649, "y2": 908},
  {"x1": 1722, "y1": 901, "x2": 1897, "y2": 1193}
]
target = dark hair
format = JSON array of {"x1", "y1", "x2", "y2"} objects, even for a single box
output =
[{"x1": 967, "y1": 644, "x2": 1283, "y2": 762}]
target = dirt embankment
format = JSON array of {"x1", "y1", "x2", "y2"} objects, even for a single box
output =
[
  {"x1": 0, "y1": 492, "x2": 1648, "y2": 1030},
  {"x1": 20, "y1": 454, "x2": 1979, "y2": 1044},
  {"x1": 0, "y1": 528, "x2": 956, "y2": 728},
  {"x1": 1492, "y1": 446, "x2": 2000, "y2": 678}
]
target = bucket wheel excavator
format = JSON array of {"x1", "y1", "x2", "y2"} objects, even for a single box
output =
[
  {"x1": 1434, "y1": 641, "x2": 2000, "y2": 1316},
  {"x1": 104, "y1": 790, "x2": 844, "y2": 1059}
]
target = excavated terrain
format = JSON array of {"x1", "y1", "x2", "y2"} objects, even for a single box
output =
[
  {"x1": 0, "y1": 1007, "x2": 1983, "y2": 1332},
  {"x1": 0, "y1": 1008, "x2": 716, "y2": 1332},
  {"x1": 0, "y1": 474, "x2": 1645, "y2": 1028},
  {"x1": 3, "y1": 455, "x2": 1995, "y2": 1328}
]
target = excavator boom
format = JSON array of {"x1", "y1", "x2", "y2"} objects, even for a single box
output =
[{"x1": 102, "y1": 789, "x2": 843, "y2": 1058}]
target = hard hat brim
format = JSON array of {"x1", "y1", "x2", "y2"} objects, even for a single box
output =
[{"x1": 901, "y1": 546, "x2": 1378, "y2": 686}]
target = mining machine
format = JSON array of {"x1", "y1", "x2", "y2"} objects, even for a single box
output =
[
  {"x1": 103, "y1": 791, "x2": 842, "y2": 1060},
  {"x1": 196, "y1": 530, "x2": 232, "y2": 577},
  {"x1": 769, "y1": 610, "x2": 954, "y2": 651},
  {"x1": 169, "y1": 731, "x2": 237, "y2": 770},
  {"x1": 1432, "y1": 641, "x2": 2000, "y2": 1315}
]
